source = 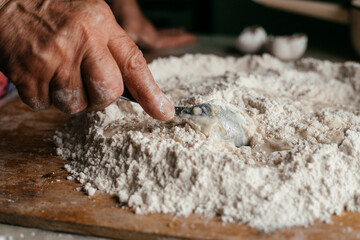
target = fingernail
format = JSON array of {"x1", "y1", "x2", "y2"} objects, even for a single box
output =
[{"x1": 159, "y1": 95, "x2": 175, "y2": 120}]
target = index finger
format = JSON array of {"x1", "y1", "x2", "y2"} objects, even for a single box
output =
[{"x1": 107, "y1": 28, "x2": 174, "y2": 121}]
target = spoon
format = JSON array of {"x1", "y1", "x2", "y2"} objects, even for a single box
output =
[{"x1": 119, "y1": 94, "x2": 249, "y2": 147}]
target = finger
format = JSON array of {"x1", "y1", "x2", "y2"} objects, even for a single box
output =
[
  {"x1": 138, "y1": 31, "x2": 197, "y2": 50},
  {"x1": 108, "y1": 29, "x2": 174, "y2": 121},
  {"x1": 80, "y1": 45, "x2": 124, "y2": 110},
  {"x1": 154, "y1": 31, "x2": 197, "y2": 50},
  {"x1": 157, "y1": 28, "x2": 186, "y2": 35},
  {"x1": 129, "y1": 23, "x2": 158, "y2": 50},
  {"x1": 50, "y1": 70, "x2": 88, "y2": 114},
  {"x1": 9, "y1": 70, "x2": 51, "y2": 110}
]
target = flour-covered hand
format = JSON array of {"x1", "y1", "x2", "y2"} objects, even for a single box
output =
[{"x1": 0, "y1": 0, "x2": 174, "y2": 120}]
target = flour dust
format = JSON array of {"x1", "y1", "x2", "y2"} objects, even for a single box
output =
[{"x1": 54, "y1": 54, "x2": 360, "y2": 231}]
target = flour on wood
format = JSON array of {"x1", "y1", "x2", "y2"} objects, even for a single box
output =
[{"x1": 53, "y1": 54, "x2": 360, "y2": 231}]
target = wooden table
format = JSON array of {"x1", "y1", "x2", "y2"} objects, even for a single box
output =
[
  {"x1": 1, "y1": 37, "x2": 360, "y2": 239},
  {"x1": 3, "y1": 98, "x2": 360, "y2": 240}
]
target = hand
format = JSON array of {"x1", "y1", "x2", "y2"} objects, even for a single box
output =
[
  {"x1": 108, "y1": 0, "x2": 197, "y2": 50},
  {"x1": 0, "y1": 0, "x2": 174, "y2": 120}
]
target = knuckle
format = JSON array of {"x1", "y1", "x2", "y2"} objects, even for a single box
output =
[
  {"x1": 53, "y1": 88, "x2": 87, "y2": 114},
  {"x1": 125, "y1": 46, "x2": 146, "y2": 72},
  {"x1": 13, "y1": 73, "x2": 51, "y2": 111},
  {"x1": 22, "y1": 96, "x2": 50, "y2": 110}
]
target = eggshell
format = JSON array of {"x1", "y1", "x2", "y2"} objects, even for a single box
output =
[
  {"x1": 236, "y1": 26, "x2": 267, "y2": 54},
  {"x1": 266, "y1": 34, "x2": 308, "y2": 61}
]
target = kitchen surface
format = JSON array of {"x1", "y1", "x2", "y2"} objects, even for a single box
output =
[{"x1": 1, "y1": 0, "x2": 360, "y2": 239}]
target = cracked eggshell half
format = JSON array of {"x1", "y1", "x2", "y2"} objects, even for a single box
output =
[
  {"x1": 236, "y1": 26, "x2": 267, "y2": 54},
  {"x1": 266, "y1": 34, "x2": 308, "y2": 61}
]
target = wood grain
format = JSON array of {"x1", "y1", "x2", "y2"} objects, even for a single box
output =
[{"x1": 1, "y1": 98, "x2": 360, "y2": 240}]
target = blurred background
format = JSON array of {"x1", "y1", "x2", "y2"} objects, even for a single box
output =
[
  {"x1": 138, "y1": 0, "x2": 359, "y2": 61},
  {"x1": 1, "y1": 0, "x2": 359, "y2": 103}
]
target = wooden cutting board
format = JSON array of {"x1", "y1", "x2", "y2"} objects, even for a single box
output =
[{"x1": 1, "y1": 98, "x2": 360, "y2": 240}]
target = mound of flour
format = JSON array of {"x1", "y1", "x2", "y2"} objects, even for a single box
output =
[{"x1": 54, "y1": 54, "x2": 360, "y2": 231}]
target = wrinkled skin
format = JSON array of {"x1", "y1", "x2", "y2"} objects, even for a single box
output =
[
  {"x1": 107, "y1": 0, "x2": 197, "y2": 50},
  {"x1": 0, "y1": 0, "x2": 175, "y2": 120}
]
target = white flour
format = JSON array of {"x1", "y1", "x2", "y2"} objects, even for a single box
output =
[{"x1": 54, "y1": 54, "x2": 360, "y2": 231}]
